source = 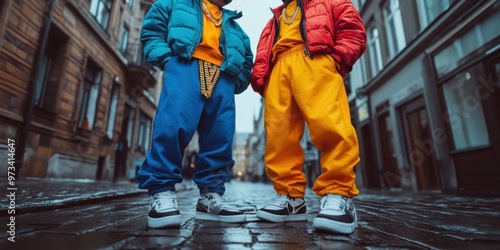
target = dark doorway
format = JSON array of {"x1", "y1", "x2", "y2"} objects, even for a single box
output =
[
  {"x1": 378, "y1": 112, "x2": 401, "y2": 188},
  {"x1": 401, "y1": 97, "x2": 441, "y2": 190},
  {"x1": 360, "y1": 124, "x2": 380, "y2": 188},
  {"x1": 96, "y1": 156, "x2": 105, "y2": 180}
]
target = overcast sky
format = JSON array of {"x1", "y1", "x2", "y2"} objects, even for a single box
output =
[{"x1": 225, "y1": 0, "x2": 283, "y2": 133}]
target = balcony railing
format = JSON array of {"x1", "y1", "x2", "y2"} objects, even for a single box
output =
[
  {"x1": 124, "y1": 43, "x2": 157, "y2": 89},
  {"x1": 125, "y1": 43, "x2": 155, "y2": 72}
]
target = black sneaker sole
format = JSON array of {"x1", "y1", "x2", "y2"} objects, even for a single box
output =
[{"x1": 256, "y1": 210, "x2": 308, "y2": 223}]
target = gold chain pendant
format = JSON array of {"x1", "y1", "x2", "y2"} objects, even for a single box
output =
[
  {"x1": 202, "y1": 1, "x2": 223, "y2": 26},
  {"x1": 282, "y1": 4, "x2": 299, "y2": 25},
  {"x1": 199, "y1": 61, "x2": 220, "y2": 99}
]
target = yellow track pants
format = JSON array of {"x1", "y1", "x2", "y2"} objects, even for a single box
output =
[{"x1": 264, "y1": 45, "x2": 360, "y2": 198}]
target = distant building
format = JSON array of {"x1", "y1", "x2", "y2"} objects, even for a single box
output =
[
  {"x1": 349, "y1": 0, "x2": 500, "y2": 194},
  {"x1": 247, "y1": 99, "x2": 266, "y2": 182},
  {"x1": 232, "y1": 132, "x2": 250, "y2": 181},
  {"x1": 0, "y1": 0, "x2": 161, "y2": 180}
]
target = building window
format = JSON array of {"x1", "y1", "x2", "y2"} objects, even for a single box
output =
[
  {"x1": 433, "y1": 10, "x2": 500, "y2": 78},
  {"x1": 137, "y1": 112, "x2": 152, "y2": 153},
  {"x1": 126, "y1": 106, "x2": 135, "y2": 147},
  {"x1": 106, "y1": 81, "x2": 120, "y2": 139},
  {"x1": 34, "y1": 52, "x2": 52, "y2": 107},
  {"x1": 78, "y1": 60, "x2": 102, "y2": 130},
  {"x1": 89, "y1": 0, "x2": 112, "y2": 30},
  {"x1": 367, "y1": 26, "x2": 383, "y2": 77},
  {"x1": 358, "y1": 55, "x2": 367, "y2": 86},
  {"x1": 119, "y1": 25, "x2": 129, "y2": 54},
  {"x1": 417, "y1": 0, "x2": 450, "y2": 29},
  {"x1": 442, "y1": 69, "x2": 489, "y2": 150},
  {"x1": 383, "y1": 0, "x2": 406, "y2": 58},
  {"x1": 33, "y1": 26, "x2": 68, "y2": 111}
]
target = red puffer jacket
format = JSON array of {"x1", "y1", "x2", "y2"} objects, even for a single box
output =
[{"x1": 250, "y1": 0, "x2": 366, "y2": 96}]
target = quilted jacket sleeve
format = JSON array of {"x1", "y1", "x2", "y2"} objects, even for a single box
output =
[
  {"x1": 140, "y1": 0, "x2": 173, "y2": 69},
  {"x1": 235, "y1": 28, "x2": 254, "y2": 94},
  {"x1": 250, "y1": 18, "x2": 275, "y2": 96},
  {"x1": 330, "y1": 0, "x2": 366, "y2": 76}
]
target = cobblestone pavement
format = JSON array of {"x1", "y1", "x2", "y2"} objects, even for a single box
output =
[{"x1": 1, "y1": 179, "x2": 500, "y2": 249}]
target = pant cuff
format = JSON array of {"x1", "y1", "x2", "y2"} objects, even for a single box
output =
[{"x1": 148, "y1": 185, "x2": 175, "y2": 195}]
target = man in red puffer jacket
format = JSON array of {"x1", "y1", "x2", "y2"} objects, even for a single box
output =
[{"x1": 251, "y1": 0, "x2": 366, "y2": 235}]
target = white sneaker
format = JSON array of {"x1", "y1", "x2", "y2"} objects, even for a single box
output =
[
  {"x1": 148, "y1": 191, "x2": 181, "y2": 228},
  {"x1": 313, "y1": 194, "x2": 357, "y2": 234},
  {"x1": 195, "y1": 192, "x2": 246, "y2": 223},
  {"x1": 256, "y1": 194, "x2": 308, "y2": 222}
]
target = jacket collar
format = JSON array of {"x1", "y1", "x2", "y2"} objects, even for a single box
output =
[
  {"x1": 270, "y1": 0, "x2": 306, "y2": 19},
  {"x1": 197, "y1": 0, "x2": 243, "y2": 19}
]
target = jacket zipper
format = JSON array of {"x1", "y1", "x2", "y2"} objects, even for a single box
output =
[
  {"x1": 190, "y1": 1, "x2": 203, "y2": 58},
  {"x1": 298, "y1": 0, "x2": 312, "y2": 58}
]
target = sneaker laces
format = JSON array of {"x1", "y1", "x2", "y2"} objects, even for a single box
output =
[
  {"x1": 270, "y1": 194, "x2": 289, "y2": 208},
  {"x1": 204, "y1": 193, "x2": 229, "y2": 210},
  {"x1": 321, "y1": 194, "x2": 347, "y2": 211},
  {"x1": 152, "y1": 191, "x2": 178, "y2": 211}
]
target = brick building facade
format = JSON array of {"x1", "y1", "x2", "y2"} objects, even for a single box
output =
[{"x1": 0, "y1": 0, "x2": 161, "y2": 180}]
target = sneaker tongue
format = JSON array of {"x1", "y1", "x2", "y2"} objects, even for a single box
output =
[
  {"x1": 323, "y1": 195, "x2": 346, "y2": 211},
  {"x1": 270, "y1": 195, "x2": 289, "y2": 207}
]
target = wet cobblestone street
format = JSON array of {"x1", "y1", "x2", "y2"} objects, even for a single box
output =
[{"x1": 1, "y1": 179, "x2": 500, "y2": 249}]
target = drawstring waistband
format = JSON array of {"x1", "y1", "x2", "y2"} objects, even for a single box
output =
[{"x1": 276, "y1": 44, "x2": 306, "y2": 61}]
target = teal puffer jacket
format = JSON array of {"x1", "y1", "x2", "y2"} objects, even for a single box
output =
[{"x1": 141, "y1": 0, "x2": 253, "y2": 94}]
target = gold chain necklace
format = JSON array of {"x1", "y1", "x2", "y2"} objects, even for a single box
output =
[
  {"x1": 202, "y1": 1, "x2": 223, "y2": 27},
  {"x1": 282, "y1": 4, "x2": 299, "y2": 25}
]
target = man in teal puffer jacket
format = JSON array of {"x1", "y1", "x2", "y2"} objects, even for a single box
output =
[{"x1": 137, "y1": 0, "x2": 253, "y2": 229}]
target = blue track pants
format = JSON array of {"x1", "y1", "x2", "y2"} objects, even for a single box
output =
[{"x1": 137, "y1": 56, "x2": 236, "y2": 195}]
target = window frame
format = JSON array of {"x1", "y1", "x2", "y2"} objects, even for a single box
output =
[
  {"x1": 137, "y1": 112, "x2": 152, "y2": 153},
  {"x1": 78, "y1": 60, "x2": 102, "y2": 130},
  {"x1": 383, "y1": 0, "x2": 406, "y2": 58},
  {"x1": 367, "y1": 26, "x2": 383, "y2": 78},
  {"x1": 119, "y1": 25, "x2": 129, "y2": 54},
  {"x1": 105, "y1": 81, "x2": 120, "y2": 139},
  {"x1": 34, "y1": 52, "x2": 53, "y2": 107},
  {"x1": 89, "y1": 0, "x2": 112, "y2": 30},
  {"x1": 416, "y1": 0, "x2": 451, "y2": 30},
  {"x1": 440, "y1": 68, "x2": 490, "y2": 151}
]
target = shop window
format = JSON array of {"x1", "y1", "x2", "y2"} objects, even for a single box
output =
[
  {"x1": 434, "y1": 10, "x2": 500, "y2": 78},
  {"x1": 442, "y1": 69, "x2": 489, "y2": 150},
  {"x1": 105, "y1": 81, "x2": 120, "y2": 139},
  {"x1": 383, "y1": 0, "x2": 406, "y2": 58},
  {"x1": 417, "y1": 0, "x2": 450, "y2": 30},
  {"x1": 367, "y1": 26, "x2": 383, "y2": 78},
  {"x1": 78, "y1": 60, "x2": 102, "y2": 130},
  {"x1": 89, "y1": 0, "x2": 112, "y2": 30},
  {"x1": 137, "y1": 112, "x2": 152, "y2": 153}
]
